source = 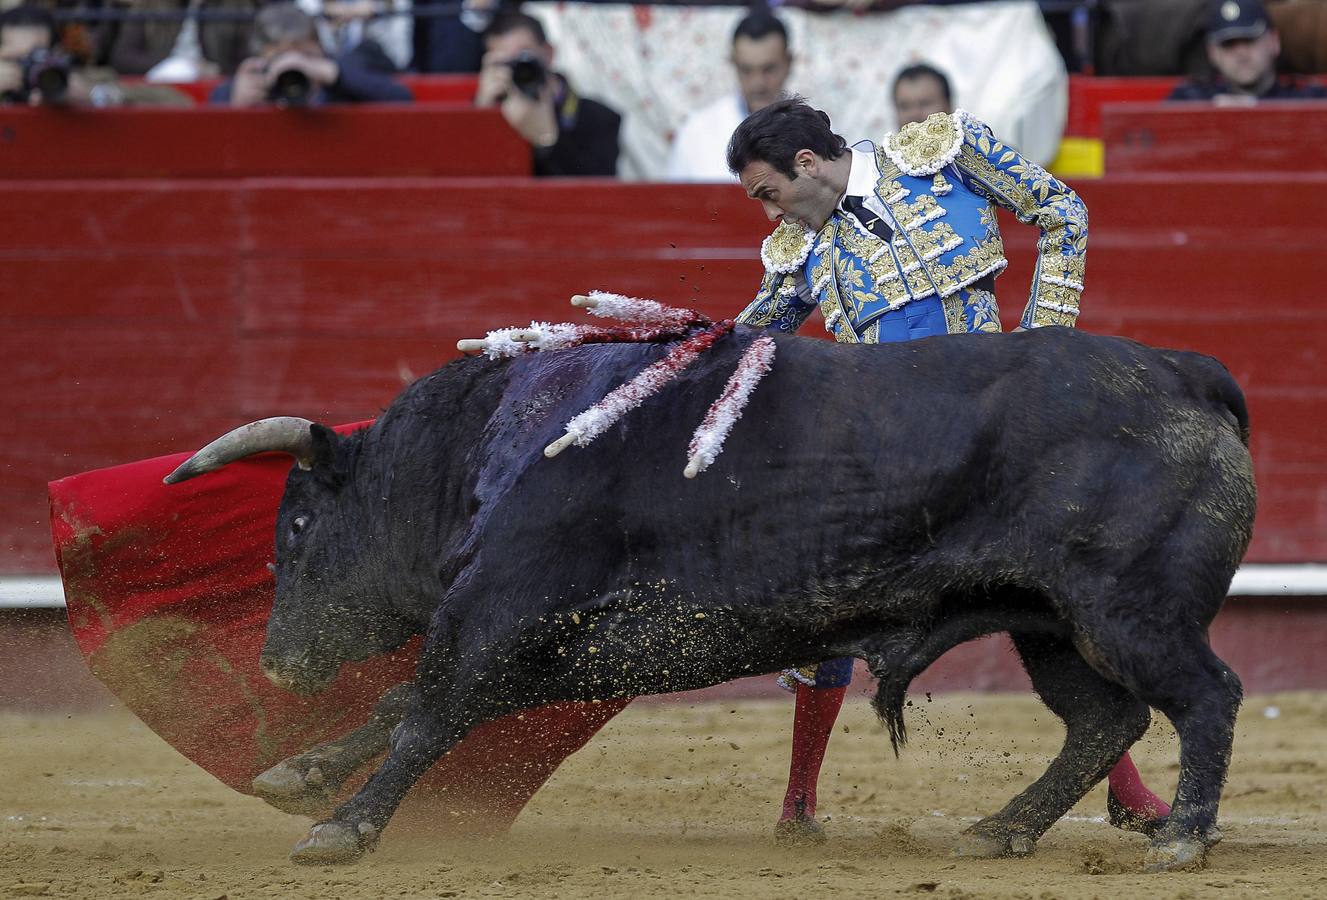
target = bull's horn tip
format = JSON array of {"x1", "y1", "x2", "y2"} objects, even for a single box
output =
[
  {"x1": 683, "y1": 458, "x2": 702, "y2": 479},
  {"x1": 456, "y1": 339, "x2": 486, "y2": 352},
  {"x1": 570, "y1": 294, "x2": 596, "y2": 307}
]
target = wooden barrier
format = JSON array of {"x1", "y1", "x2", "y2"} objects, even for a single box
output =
[
  {"x1": 1104, "y1": 101, "x2": 1327, "y2": 174},
  {"x1": 1064, "y1": 76, "x2": 1179, "y2": 138},
  {"x1": 3, "y1": 175, "x2": 1325, "y2": 571},
  {"x1": 0, "y1": 105, "x2": 530, "y2": 178},
  {"x1": 129, "y1": 73, "x2": 481, "y2": 106}
]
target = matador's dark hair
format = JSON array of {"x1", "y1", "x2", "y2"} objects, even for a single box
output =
[{"x1": 726, "y1": 96, "x2": 848, "y2": 179}]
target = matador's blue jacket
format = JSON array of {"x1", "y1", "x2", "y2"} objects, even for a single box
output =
[{"x1": 736, "y1": 109, "x2": 1087, "y2": 344}]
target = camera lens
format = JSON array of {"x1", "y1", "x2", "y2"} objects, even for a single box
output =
[
  {"x1": 34, "y1": 66, "x2": 68, "y2": 103},
  {"x1": 268, "y1": 69, "x2": 312, "y2": 106},
  {"x1": 507, "y1": 52, "x2": 545, "y2": 99}
]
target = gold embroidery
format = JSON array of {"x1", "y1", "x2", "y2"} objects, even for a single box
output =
[
  {"x1": 1039, "y1": 254, "x2": 1086, "y2": 284},
  {"x1": 941, "y1": 292, "x2": 966, "y2": 334},
  {"x1": 885, "y1": 111, "x2": 963, "y2": 176},
  {"x1": 761, "y1": 221, "x2": 816, "y2": 274},
  {"x1": 1030, "y1": 283, "x2": 1081, "y2": 327},
  {"x1": 900, "y1": 193, "x2": 942, "y2": 230},
  {"x1": 893, "y1": 221, "x2": 962, "y2": 270},
  {"x1": 923, "y1": 234, "x2": 1008, "y2": 298}
]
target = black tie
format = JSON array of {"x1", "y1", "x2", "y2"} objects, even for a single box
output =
[{"x1": 841, "y1": 195, "x2": 893, "y2": 242}]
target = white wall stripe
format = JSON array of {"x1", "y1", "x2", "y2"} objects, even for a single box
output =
[{"x1": 4, "y1": 566, "x2": 1327, "y2": 610}]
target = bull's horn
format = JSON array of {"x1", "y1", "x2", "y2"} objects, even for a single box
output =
[
  {"x1": 570, "y1": 294, "x2": 596, "y2": 308},
  {"x1": 164, "y1": 416, "x2": 318, "y2": 485}
]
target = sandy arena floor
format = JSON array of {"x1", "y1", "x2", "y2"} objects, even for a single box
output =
[{"x1": 3, "y1": 692, "x2": 1326, "y2": 898}]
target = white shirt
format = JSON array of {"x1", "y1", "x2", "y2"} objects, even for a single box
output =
[
  {"x1": 839, "y1": 140, "x2": 895, "y2": 230},
  {"x1": 665, "y1": 93, "x2": 747, "y2": 183}
]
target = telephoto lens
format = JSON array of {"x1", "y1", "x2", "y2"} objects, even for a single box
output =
[
  {"x1": 507, "y1": 51, "x2": 545, "y2": 99},
  {"x1": 22, "y1": 48, "x2": 71, "y2": 104},
  {"x1": 268, "y1": 69, "x2": 313, "y2": 106}
]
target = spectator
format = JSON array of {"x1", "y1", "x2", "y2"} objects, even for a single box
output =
[
  {"x1": 415, "y1": 0, "x2": 498, "y2": 73},
  {"x1": 892, "y1": 62, "x2": 952, "y2": 126},
  {"x1": 209, "y1": 2, "x2": 411, "y2": 106},
  {"x1": 666, "y1": 9, "x2": 791, "y2": 182},
  {"x1": 475, "y1": 10, "x2": 620, "y2": 177},
  {"x1": 1170, "y1": 0, "x2": 1326, "y2": 101},
  {"x1": 295, "y1": 0, "x2": 412, "y2": 72},
  {"x1": 1, "y1": 4, "x2": 187, "y2": 105},
  {"x1": 106, "y1": 0, "x2": 257, "y2": 77}
]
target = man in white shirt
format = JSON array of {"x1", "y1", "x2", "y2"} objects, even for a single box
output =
[{"x1": 665, "y1": 10, "x2": 790, "y2": 182}]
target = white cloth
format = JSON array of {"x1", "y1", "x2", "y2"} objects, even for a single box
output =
[
  {"x1": 665, "y1": 92, "x2": 746, "y2": 182},
  {"x1": 529, "y1": 1, "x2": 1067, "y2": 179}
]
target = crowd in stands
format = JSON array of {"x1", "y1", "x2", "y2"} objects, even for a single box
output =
[{"x1": 2, "y1": 0, "x2": 1326, "y2": 177}]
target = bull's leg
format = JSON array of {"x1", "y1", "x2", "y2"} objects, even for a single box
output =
[
  {"x1": 288, "y1": 697, "x2": 471, "y2": 864},
  {"x1": 952, "y1": 632, "x2": 1151, "y2": 859},
  {"x1": 253, "y1": 682, "x2": 413, "y2": 816},
  {"x1": 1099, "y1": 631, "x2": 1242, "y2": 873}
]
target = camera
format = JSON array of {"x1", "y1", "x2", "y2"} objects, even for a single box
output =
[
  {"x1": 20, "y1": 47, "x2": 72, "y2": 104},
  {"x1": 266, "y1": 67, "x2": 312, "y2": 107},
  {"x1": 505, "y1": 51, "x2": 546, "y2": 100}
]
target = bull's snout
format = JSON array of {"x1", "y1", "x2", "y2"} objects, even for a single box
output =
[{"x1": 259, "y1": 649, "x2": 336, "y2": 697}]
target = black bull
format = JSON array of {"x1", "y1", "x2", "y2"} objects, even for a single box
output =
[{"x1": 167, "y1": 326, "x2": 1255, "y2": 871}]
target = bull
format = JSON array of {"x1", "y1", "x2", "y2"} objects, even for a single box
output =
[{"x1": 166, "y1": 326, "x2": 1255, "y2": 872}]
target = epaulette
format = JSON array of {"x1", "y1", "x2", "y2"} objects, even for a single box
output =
[
  {"x1": 760, "y1": 221, "x2": 816, "y2": 275},
  {"x1": 883, "y1": 109, "x2": 967, "y2": 177}
]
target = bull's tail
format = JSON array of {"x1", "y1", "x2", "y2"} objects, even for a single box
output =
[{"x1": 871, "y1": 610, "x2": 1068, "y2": 757}]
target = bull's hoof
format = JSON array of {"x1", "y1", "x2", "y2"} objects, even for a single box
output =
[
  {"x1": 774, "y1": 814, "x2": 827, "y2": 847},
  {"x1": 1107, "y1": 788, "x2": 1168, "y2": 838},
  {"x1": 952, "y1": 825, "x2": 1035, "y2": 859},
  {"x1": 253, "y1": 760, "x2": 336, "y2": 817},
  {"x1": 1143, "y1": 835, "x2": 1208, "y2": 873},
  {"x1": 289, "y1": 822, "x2": 374, "y2": 865}
]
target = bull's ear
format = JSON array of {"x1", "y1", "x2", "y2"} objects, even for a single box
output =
[{"x1": 309, "y1": 424, "x2": 348, "y2": 487}]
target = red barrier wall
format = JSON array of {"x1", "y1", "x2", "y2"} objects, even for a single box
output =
[
  {"x1": 0, "y1": 105, "x2": 530, "y2": 178},
  {"x1": 2, "y1": 173, "x2": 1325, "y2": 571},
  {"x1": 129, "y1": 73, "x2": 481, "y2": 106},
  {"x1": 1104, "y1": 101, "x2": 1327, "y2": 174}
]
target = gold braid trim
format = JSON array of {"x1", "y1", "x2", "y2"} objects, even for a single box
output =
[{"x1": 884, "y1": 110, "x2": 965, "y2": 177}]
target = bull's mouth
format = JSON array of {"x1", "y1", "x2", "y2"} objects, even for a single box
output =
[{"x1": 260, "y1": 652, "x2": 340, "y2": 697}]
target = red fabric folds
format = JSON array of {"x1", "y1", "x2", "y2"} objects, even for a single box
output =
[{"x1": 48, "y1": 421, "x2": 626, "y2": 833}]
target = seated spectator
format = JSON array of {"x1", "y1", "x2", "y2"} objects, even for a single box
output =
[
  {"x1": 107, "y1": 0, "x2": 257, "y2": 77},
  {"x1": 892, "y1": 62, "x2": 952, "y2": 126},
  {"x1": 666, "y1": 10, "x2": 791, "y2": 182},
  {"x1": 1170, "y1": 0, "x2": 1326, "y2": 101},
  {"x1": 1, "y1": 4, "x2": 188, "y2": 106},
  {"x1": 416, "y1": 0, "x2": 499, "y2": 73},
  {"x1": 295, "y1": 0, "x2": 412, "y2": 72},
  {"x1": 475, "y1": 11, "x2": 620, "y2": 177},
  {"x1": 209, "y1": 2, "x2": 411, "y2": 106}
]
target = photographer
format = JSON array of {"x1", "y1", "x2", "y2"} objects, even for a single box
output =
[
  {"x1": 209, "y1": 2, "x2": 411, "y2": 107},
  {"x1": 1, "y1": 6, "x2": 123, "y2": 106},
  {"x1": 475, "y1": 11, "x2": 620, "y2": 177}
]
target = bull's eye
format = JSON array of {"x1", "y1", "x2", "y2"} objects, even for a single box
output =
[{"x1": 292, "y1": 515, "x2": 309, "y2": 536}]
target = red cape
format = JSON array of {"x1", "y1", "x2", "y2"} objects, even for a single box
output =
[{"x1": 48, "y1": 422, "x2": 627, "y2": 832}]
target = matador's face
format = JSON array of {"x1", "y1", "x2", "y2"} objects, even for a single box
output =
[{"x1": 739, "y1": 154, "x2": 839, "y2": 233}]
